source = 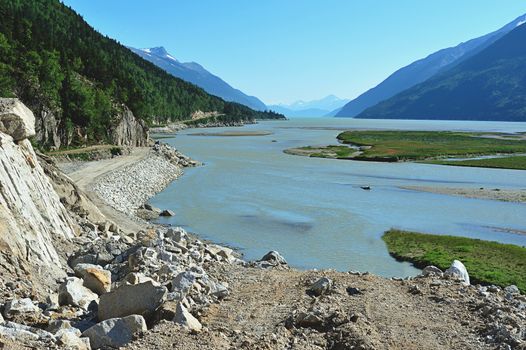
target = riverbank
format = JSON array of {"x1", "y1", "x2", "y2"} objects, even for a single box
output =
[
  {"x1": 402, "y1": 185, "x2": 526, "y2": 204},
  {"x1": 285, "y1": 130, "x2": 526, "y2": 169},
  {"x1": 45, "y1": 142, "x2": 524, "y2": 349},
  {"x1": 383, "y1": 229, "x2": 526, "y2": 293}
]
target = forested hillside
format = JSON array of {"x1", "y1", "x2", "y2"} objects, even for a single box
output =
[
  {"x1": 0, "y1": 0, "x2": 283, "y2": 147},
  {"x1": 357, "y1": 23, "x2": 526, "y2": 121}
]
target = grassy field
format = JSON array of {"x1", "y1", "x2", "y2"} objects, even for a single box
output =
[
  {"x1": 429, "y1": 155, "x2": 526, "y2": 170},
  {"x1": 284, "y1": 131, "x2": 526, "y2": 168},
  {"x1": 337, "y1": 130, "x2": 526, "y2": 161},
  {"x1": 383, "y1": 229, "x2": 526, "y2": 292}
]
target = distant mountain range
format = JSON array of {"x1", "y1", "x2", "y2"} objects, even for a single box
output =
[
  {"x1": 357, "y1": 20, "x2": 526, "y2": 121},
  {"x1": 269, "y1": 95, "x2": 349, "y2": 117},
  {"x1": 129, "y1": 47, "x2": 267, "y2": 111},
  {"x1": 336, "y1": 14, "x2": 526, "y2": 119}
]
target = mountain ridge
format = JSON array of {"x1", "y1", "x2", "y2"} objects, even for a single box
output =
[
  {"x1": 129, "y1": 46, "x2": 268, "y2": 111},
  {"x1": 357, "y1": 22, "x2": 526, "y2": 121},
  {"x1": 336, "y1": 13, "x2": 526, "y2": 118}
]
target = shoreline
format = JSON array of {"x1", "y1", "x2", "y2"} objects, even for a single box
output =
[
  {"x1": 401, "y1": 185, "x2": 526, "y2": 204},
  {"x1": 50, "y1": 138, "x2": 526, "y2": 349},
  {"x1": 61, "y1": 144, "x2": 198, "y2": 233}
]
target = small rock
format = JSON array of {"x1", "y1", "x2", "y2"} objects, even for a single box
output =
[
  {"x1": 172, "y1": 271, "x2": 198, "y2": 295},
  {"x1": 159, "y1": 209, "x2": 175, "y2": 217},
  {"x1": 174, "y1": 303, "x2": 202, "y2": 332},
  {"x1": 59, "y1": 277, "x2": 99, "y2": 310},
  {"x1": 421, "y1": 266, "x2": 443, "y2": 277},
  {"x1": 308, "y1": 277, "x2": 333, "y2": 296},
  {"x1": 47, "y1": 319, "x2": 75, "y2": 334},
  {"x1": 504, "y1": 285, "x2": 520, "y2": 295},
  {"x1": 166, "y1": 227, "x2": 187, "y2": 243},
  {"x1": 259, "y1": 251, "x2": 287, "y2": 265},
  {"x1": 82, "y1": 315, "x2": 147, "y2": 349},
  {"x1": 55, "y1": 328, "x2": 89, "y2": 350},
  {"x1": 0, "y1": 324, "x2": 39, "y2": 342},
  {"x1": 346, "y1": 287, "x2": 362, "y2": 296},
  {"x1": 409, "y1": 285, "x2": 423, "y2": 295},
  {"x1": 98, "y1": 281, "x2": 167, "y2": 321},
  {"x1": 445, "y1": 260, "x2": 470, "y2": 285},
  {"x1": 124, "y1": 272, "x2": 160, "y2": 286},
  {"x1": 3, "y1": 298, "x2": 40, "y2": 318}
]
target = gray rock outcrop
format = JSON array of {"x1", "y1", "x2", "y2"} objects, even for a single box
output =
[
  {"x1": 0, "y1": 100, "x2": 75, "y2": 267},
  {"x1": 111, "y1": 105, "x2": 149, "y2": 147},
  {"x1": 98, "y1": 281, "x2": 167, "y2": 321},
  {"x1": 82, "y1": 314, "x2": 147, "y2": 349}
]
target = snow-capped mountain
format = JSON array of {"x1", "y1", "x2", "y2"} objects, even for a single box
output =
[
  {"x1": 129, "y1": 46, "x2": 267, "y2": 111},
  {"x1": 268, "y1": 95, "x2": 349, "y2": 117}
]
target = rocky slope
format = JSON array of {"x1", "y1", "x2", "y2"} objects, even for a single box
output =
[
  {"x1": 0, "y1": 99, "x2": 75, "y2": 266},
  {"x1": 0, "y1": 100, "x2": 523, "y2": 349}
]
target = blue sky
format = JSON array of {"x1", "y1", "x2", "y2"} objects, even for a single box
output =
[{"x1": 62, "y1": 0, "x2": 526, "y2": 105}]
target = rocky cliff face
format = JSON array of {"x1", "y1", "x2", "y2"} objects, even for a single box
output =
[
  {"x1": 111, "y1": 105, "x2": 149, "y2": 147},
  {"x1": 0, "y1": 99, "x2": 75, "y2": 266},
  {"x1": 34, "y1": 104, "x2": 63, "y2": 150}
]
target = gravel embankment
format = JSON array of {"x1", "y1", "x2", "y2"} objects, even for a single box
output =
[{"x1": 91, "y1": 145, "x2": 195, "y2": 215}]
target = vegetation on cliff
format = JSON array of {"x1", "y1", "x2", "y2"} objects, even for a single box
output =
[
  {"x1": 0, "y1": 0, "x2": 283, "y2": 147},
  {"x1": 383, "y1": 229, "x2": 526, "y2": 292}
]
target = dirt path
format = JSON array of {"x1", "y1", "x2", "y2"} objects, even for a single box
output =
[
  {"x1": 63, "y1": 147, "x2": 151, "y2": 234},
  {"x1": 127, "y1": 265, "x2": 493, "y2": 350}
]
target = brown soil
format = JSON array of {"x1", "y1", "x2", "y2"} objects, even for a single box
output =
[{"x1": 127, "y1": 264, "x2": 494, "y2": 350}]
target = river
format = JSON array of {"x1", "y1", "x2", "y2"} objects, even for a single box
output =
[{"x1": 151, "y1": 118, "x2": 526, "y2": 277}]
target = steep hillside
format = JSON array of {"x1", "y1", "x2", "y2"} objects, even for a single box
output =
[
  {"x1": 0, "y1": 0, "x2": 282, "y2": 148},
  {"x1": 357, "y1": 23, "x2": 526, "y2": 121},
  {"x1": 0, "y1": 99, "x2": 75, "y2": 270},
  {"x1": 336, "y1": 14, "x2": 526, "y2": 118},
  {"x1": 129, "y1": 47, "x2": 267, "y2": 111}
]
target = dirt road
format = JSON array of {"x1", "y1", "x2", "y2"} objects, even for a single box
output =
[{"x1": 63, "y1": 147, "x2": 151, "y2": 234}]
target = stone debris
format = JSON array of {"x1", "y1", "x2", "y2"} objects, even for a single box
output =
[
  {"x1": 82, "y1": 314, "x2": 147, "y2": 349},
  {"x1": 174, "y1": 302, "x2": 202, "y2": 332},
  {"x1": 98, "y1": 281, "x2": 167, "y2": 321},
  {"x1": 91, "y1": 143, "x2": 197, "y2": 215},
  {"x1": 58, "y1": 277, "x2": 99, "y2": 310},
  {"x1": 0, "y1": 103, "x2": 523, "y2": 349},
  {"x1": 74, "y1": 263, "x2": 112, "y2": 295},
  {"x1": 254, "y1": 250, "x2": 288, "y2": 268},
  {"x1": 3, "y1": 298, "x2": 40, "y2": 318},
  {"x1": 308, "y1": 277, "x2": 333, "y2": 296}
]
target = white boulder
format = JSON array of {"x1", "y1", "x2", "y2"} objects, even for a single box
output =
[
  {"x1": 445, "y1": 260, "x2": 470, "y2": 285},
  {"x1": 0, "y1": 98, "x2": 35, "y2": 141}
]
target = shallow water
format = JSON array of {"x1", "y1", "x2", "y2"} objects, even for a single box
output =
[{"x1": 151, "y1": 118, "x2": 526, "y2": 277}]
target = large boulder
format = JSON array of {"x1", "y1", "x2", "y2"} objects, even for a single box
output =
[
  {"x1": 74, "y1": 263, "x2": 111, "y2": 295},
  {"x1": 82, "y1": 315, "x2": 146, "y2": 349},
  {"x1": 98, "y1": 281, "x2": 167, "y2": 321},
  {"x1": 0, "y1": 98, "x2": 35, "y2": 141},
  {"x1": 58, "y1": 277, "x2": 99, "y2": 310},
  {"x1": 445, "y1": 260, "x2": 470, "y2": 285}
]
